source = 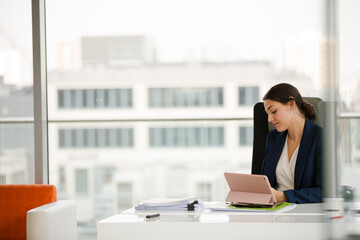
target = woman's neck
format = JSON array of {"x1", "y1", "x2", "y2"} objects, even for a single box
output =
[{"x1": 287, "y1": 115, "x2": 306, "y2": 143}]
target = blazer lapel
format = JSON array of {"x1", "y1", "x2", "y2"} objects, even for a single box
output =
[{"x1": 294, "y1": 118, "x2": 314, "y2": 189}]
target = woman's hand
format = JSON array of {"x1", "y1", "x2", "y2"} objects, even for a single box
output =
[{"x1": 271, "y1": 188, "x2": 288, "y2": 203}]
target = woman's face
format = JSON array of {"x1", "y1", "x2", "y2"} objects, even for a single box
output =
[{"x1": 264, "y1": 99, "x2": 293, "y2": 132}]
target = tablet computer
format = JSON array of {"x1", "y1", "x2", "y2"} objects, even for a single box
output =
[{"x1": 224, "y1": 172, "x2": 278, "y2": 206}]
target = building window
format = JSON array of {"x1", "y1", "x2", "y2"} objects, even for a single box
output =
[
  {"x1": 0, "y1": 175, "x2": 5, "y2": 184},
  {"x1": 149, "y1": 127, "x2": 224, "y2": 147},
  {"x1": 197, "y1": 182, "x2": 212, "y2": 201},
  {"x1": 58, "y1": 90, "x2": 64, "y2": 108},
  {"x1": 149, "y1": 87, "x2": 223, "y2": 108},
  {"x1": 239, "y1": 86, "x2": 259, "y2": 106},
  {"x1": 57, "y1": 88, "x2": 132, "y2": 109},
  {"x1": 167, "y1": 166, "x2": 187, "y2": 198},
  {"x1": 58, "y1": 167, "x2": 66, "y2": 194},
  {"x1": 239, "y1": 126, "x2": 253, "y2": 146},
  {"x1": 59, "y1": 129, "x2": 72, "y2": 148},
  {"x1": 85, "y1": 89, "x2": 95, "y2": 108},
  {"x1": 102, "y1": 167, "x2": 115, "y2": 184},
  {"x1": 95, "y1": 89, "x2": 105, "y2": 108},
  {"x1": 117, "y1": 183, "x2": 132, "y2": 210},
  {"x1": 356, "y1": 120, "x2": 360, "y2": 149},
  {"x1": 12, "y1": 172, "x2": 25, "y2": 183},
  {"x1": 75, "y1": 169, "x2": 88, "y2": 197},
  {"x1": 58, "y1": 128, "x2": 133, "y2": 148}
]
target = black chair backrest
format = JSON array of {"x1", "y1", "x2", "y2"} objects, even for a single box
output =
[{"x1": 251, "y1": 97, "x2": 323, "y2": 174}]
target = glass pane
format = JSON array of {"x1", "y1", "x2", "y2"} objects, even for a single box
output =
[
  {"x1": 46, "y1": 0, "x2": 325, "y2": 239},
  {"x1": 338, "y1": 0, "x2": 360, "y2": 203},
  {"x1": 0, "y1": 0, "x2": 34, "y2": 184},
  {"x1": 339, "y1": 0, "x2": 360, "y2": 114},
  {"x1": 0, "y1": 124, "x2": 34, "y2": 183},
  {"x1": 0, "y1": 1, "x2": 33, "y2": 118},
  {"x1": 48, "y1": 120, "x2": 253, "y2": 229},
  {"x1": 339, "y1": 118, "x2": 360, "y2": 201}
]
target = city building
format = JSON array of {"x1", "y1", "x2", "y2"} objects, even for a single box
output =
[
  {"x1": 47, "y1": 61, "x2": 274, "y2": 224},
  {"x1": 81, "y1": 36, "x2": 156, "y2": 68}
]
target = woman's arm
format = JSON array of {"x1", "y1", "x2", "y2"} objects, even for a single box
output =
[
  {"x1": 283, "y1": 188, "x2": 322, "y2": 203},
  {"x1": 283, "y1": 129, "x2": 323, "y2": 204}
]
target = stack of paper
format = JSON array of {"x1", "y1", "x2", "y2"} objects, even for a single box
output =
[{"x1": 135, "y1": 197, "x2": 203, "y2": 211}]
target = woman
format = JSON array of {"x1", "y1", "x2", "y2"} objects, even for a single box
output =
[{"x1": 261, "y1": 83, "x2": 322, "y2": 203}]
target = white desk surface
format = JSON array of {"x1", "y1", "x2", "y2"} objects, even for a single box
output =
[{"x1": 97, "y1": 202, "x2": 351, "y2": 240}]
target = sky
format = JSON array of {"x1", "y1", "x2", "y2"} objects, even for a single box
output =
[
  {"x1": 44, "y1": 0, "x2": 323, "y2": 68},
  {"x1": 0, "y1": 0, "x2": 323, "y2": 71},
  {"x1": 0, "y1": 0, "x2": 359, "y2": 97}
]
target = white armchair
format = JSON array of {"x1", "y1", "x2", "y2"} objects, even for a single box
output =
[{"x1": 27, "y1": 200, "x2": 77, "y2": 240}]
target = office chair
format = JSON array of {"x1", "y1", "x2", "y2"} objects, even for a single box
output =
[{"x1": 251, "y1": 97, "x2": 324, "y2": 174}]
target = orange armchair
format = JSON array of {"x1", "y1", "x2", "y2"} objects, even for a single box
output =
[{"x1": 0, "y1": 184, "x2": 76, "y2": 240}]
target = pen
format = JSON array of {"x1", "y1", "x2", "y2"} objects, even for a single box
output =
[
  {"x1": 328, "y1": 215, "x2": 343, "y2": 220},
  {"x1": 146, "y1": 213, "x2": 160, "y2": 219}
]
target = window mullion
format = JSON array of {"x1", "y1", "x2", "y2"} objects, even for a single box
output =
[{"x1": 32, "y1": 0, "x2": 49, "y2": 184}]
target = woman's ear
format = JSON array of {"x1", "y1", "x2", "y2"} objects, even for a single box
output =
[{"x1": 288, "y1": 97, "x2": 296, "y2": 109}]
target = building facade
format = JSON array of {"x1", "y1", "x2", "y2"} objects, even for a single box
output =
[{"x1": 47, "y1": 62, "x2": 273, "y2": 224}]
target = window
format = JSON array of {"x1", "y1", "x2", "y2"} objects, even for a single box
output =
[
  {"x1": 149, "y1": 88, "x2": 223, "y2": 108},
  {"x1": 239, "y1": 87, "x2": 259, "y2": 106},
  {"x1": 197, "y1": 182, "x2": 212, "y2": 201},
  {"x1": 44, "y1": 1, "x2": 347, "y2": 240},
  {"x1": 102, "y1": 167, "x2": 115, "y2": 184},
  {"x1": 149, "y1": 127, "x2": 224, "y2": 147},
  {"x1": 117, "y1": 183, "x2": 133, "y2": 210},
  {"x1": 58, "y1": 90, "x2": 64, "y2": 108},
  {"x1": 239, "y1": 126, "x2": 253, "y2": 146},
  {"x1": 58, "y1": 89, "x2": 132, "y2": 109},
  {"x1": 58, "y1": 167, "x2": 66, "y2": 195},
  {"x1": 356, "y1": 120, "x2": 360, "y2": 149},
  {"x1": 167, "y1": 166, "x2": 187, "y2": 198},
  {"x1": 1, "y1": 0, "x2": 357, "y2": 240},
  {"x1": 0, "y1": 175, "x2": 5, "y2": 184},
  {"x1": 0, "y1": 124, "x2": 34, "y2": 183},
  {"x1": 59, "y1": 128, "x2": 133, "y2": 148},
  {"x1": 75, "y1": 169, "x2": 88, "y2": 197},
  {"x1": 0, "y1": 0, "x2": 34, "y2": 184}
]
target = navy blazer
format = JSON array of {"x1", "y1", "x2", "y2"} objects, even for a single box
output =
[{"x1": 261, "y1": 118, "x2": 322, "y2": 203}]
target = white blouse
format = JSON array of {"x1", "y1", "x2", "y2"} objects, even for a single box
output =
[{"x1": 276, "y1": 134, "x2": 299, "y2": 192}]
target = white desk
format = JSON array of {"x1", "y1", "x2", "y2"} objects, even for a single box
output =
[{"x1": 97, "y1": 203, "x2": 348, "y2": 240}]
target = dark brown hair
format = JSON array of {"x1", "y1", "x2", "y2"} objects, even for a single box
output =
[{"x1": 263, "y1": 83, "x2": 316, "y2": 122}]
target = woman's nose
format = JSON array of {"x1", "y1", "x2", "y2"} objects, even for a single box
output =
[{"x1": 267, "y1": 114, "x2": 273, "y2": 122}]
